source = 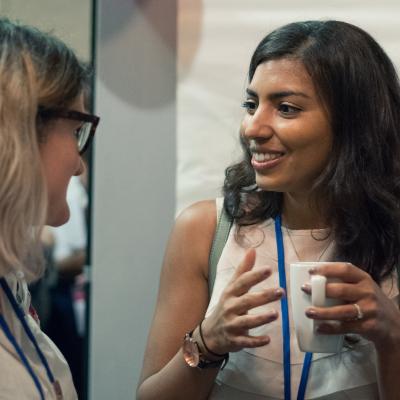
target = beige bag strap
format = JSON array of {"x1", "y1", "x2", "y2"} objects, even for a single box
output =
[{"x1": 208, "y1": 199, "x2": 233, "y2": 297}]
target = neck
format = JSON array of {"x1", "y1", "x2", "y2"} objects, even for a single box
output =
[{"x1": 282, "y1": 192, "x2": 328, "y2": 230}]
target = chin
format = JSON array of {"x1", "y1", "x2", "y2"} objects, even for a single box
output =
[
  {"x1": 255, "y1": 175, "x2": 291, "y2": 193},
  {"x1": 256, "y1": 180, "x2": 281, "y2": 192},
  {"x1": 46, "y1": 207, "x2": 71, "y2": 227}
]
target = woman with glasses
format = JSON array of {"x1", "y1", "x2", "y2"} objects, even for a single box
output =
[
  {"x1": 0, "y1": 18, "x2": 99, "y2": 399},
  {"x1": 138, "y1": 21, "x2": 400, "y2": 400}
]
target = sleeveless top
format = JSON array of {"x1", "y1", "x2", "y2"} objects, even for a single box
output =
[
  {"x1": 0, "y1": 271, "x2": 78, "y2": 399},
  {"x1": 205, "y1": 200, "x2": 398, "y2": 400}
]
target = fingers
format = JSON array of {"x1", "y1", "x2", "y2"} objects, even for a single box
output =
[
  {"x1": 231, "y1": 248, "x2": 257, "y2": 281},
  {"x1": 306, "y1": 303, "x2": 368, "y2": 321},
  {"x1": 233, "y1": 310, "x2": 279, "y2": 329},
  {"x1": 234, "y1": 334, "x2": 271, "y2": 349},
  {"x1": 232, "y1": 288, "x2": 284, "y2": 315},
  {"x1": 228, "y1": 267, "x2": 272, "y2": 296},
  {"x1": 315, "y1": 321, "x2": 364, "y2": 335},
  {"x1": 223, "y1": 312, "x2": 279, "y2": 350},
  {"x1": 304, "y1": 304, "x2": 368, "y2": 336},
  {"x1": 309, "y1": 262, "x2": 367, "y2": 283},
  {"x1": 302, "y1": 282, "x2": 362, "y2": 302},
  {"x1": 326, "y1": 283, "x2": 365, "y2": 302},
  {"x1": 227, "y1": 249, "x2": 273, "y2": 296}
]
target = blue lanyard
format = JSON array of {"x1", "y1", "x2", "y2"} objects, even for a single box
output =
[
  {"x1": 275, "y1": 216, "x2": 313, "y2": 400},
  {"x1": 0, "y1": 277, "x2": 58, "y2": 399}
]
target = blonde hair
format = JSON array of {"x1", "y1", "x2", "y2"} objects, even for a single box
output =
[{"x1": 0, "y1": 18, "x2": 90, "y2": 281}]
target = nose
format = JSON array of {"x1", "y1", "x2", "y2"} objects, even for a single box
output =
[
  {"x1": 74, "y1": 157, "x2": 85, "y2": 177},
  {"x1": 242, "y1": 106, "x2": 274, "y2": 142}
]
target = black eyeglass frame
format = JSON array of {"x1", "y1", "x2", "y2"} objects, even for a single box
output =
[{"x1": 37, "y1": 106, "x2": 100, "y2": 155}]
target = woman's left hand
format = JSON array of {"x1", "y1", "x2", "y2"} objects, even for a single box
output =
[{"x1": 302, "y1": 262, "x2": 400, "y2": 351}]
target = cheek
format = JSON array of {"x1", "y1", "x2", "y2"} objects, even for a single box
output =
[
  {"x1": 287, "y1": 117, "x2": 332, "y2": 153},
  {"x1": 309, "y1": 125, "x2": 333, "y2": 162},
  {"x1": 41, "y1": 136, "x2": 81, "y2": 179},
  {"x1": 296, "y1": 132, "x2": 333, "y2": 176},
  {"x1": 40, "y1": 138, "x2": 81, "y2": 225},
  {"x1": 281, "y1": 120, "x2": 332, "y2": 176},
  {"x1": 45, "y1": 165, "x2": 69, "y2": 207}
]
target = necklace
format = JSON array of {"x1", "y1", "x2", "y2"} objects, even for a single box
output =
[{"x1": 285, "y1": 226, "x2": 332, "y2": 262}]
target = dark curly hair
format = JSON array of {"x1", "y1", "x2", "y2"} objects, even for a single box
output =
[{"x1": 223, "y1": 20, "x2": 400, "y2": 283}]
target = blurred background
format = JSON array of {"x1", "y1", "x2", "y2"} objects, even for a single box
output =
[{"x1": 2, "y1": 0, "x2": 399, "y2": 398}]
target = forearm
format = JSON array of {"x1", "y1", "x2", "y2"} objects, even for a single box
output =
[
  {"x1": 137, "y1": 348, "x2": 219, "y2": 400},
  {"x1": 376, "y1": 339, "x2": 400, "y2": 400}
]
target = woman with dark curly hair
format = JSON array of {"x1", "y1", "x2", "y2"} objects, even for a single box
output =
[{"x1": 138, "y1": 21, "x2": 400, "y2": 400}]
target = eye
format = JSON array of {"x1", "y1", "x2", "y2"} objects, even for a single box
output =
[
  {"x1": 241, "y1": 100, "x2": 257, "y2": 115},
  {"x1": 278, "y1": 103, "x2": 301, "y2": 117}
]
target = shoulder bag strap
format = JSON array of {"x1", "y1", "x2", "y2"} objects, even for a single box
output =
[{"x1": 208, "y1": 201, "x2": 233, "y2": 297}]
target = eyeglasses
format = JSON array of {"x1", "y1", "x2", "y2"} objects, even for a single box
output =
[{"x1": 37, "y1": 107, "x2": 100, "y2": 155}]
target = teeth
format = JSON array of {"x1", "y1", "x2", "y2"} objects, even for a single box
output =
[{"x1": 254, "y1": 152, "x2": 283, "y2": 162}]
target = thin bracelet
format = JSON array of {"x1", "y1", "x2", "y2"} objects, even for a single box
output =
[{"x1": 199, "y1": 319, "x2": 228, "y2": 358}]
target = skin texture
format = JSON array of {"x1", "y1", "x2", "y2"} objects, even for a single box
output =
[
  {"x1": 137, "y1": 59, "x2": 400, "y2": 400},
  {"x1": 242, "y1": 59, "x2": 332, "y2": 197},
  {"x1": 39, "y1": 95, "x2": 85, "y2": 227},
  {"x1": 242, "y1": 58, "x2": 333, "y2": 229}
]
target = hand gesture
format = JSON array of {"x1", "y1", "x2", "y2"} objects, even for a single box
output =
[{"x1": 201, "y1": 248, "x2": 284, "y2": 354}]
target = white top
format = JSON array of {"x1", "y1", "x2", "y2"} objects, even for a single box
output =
[
  {"x1": 206, "y1": 207, "x2": 398, "y2": 399},
  {"x1": 0, "y1": 271, "x2": 77, "y2": 399}
]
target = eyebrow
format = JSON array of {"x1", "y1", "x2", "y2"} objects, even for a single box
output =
[{"x1": 246, "y1": 88, "x2": 311, "y2": 100}]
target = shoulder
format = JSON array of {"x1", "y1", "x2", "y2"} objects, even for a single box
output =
[
  {"x1": 165, "y1": 200, "x2": 218, "y2": 279},
  {"x1": 175, "y1": 199, "x2": 217, "y2": 233}
]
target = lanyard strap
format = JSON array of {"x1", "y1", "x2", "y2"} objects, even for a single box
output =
[
  {"x1": 275, "y1": 215, "x2": 292, "y2": 400},
  {"x1": 0, "y1": 277, "x2": 56, "y2": 389},
  {"x1": 0, "y1": 314, "x2": 45, "y2": 400},
  {"x1": 274, "y1": 216, "x2": 313, "y2": 400}
]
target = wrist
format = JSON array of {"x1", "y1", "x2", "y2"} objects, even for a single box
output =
[
  {"x1": 375, "y1": 334, "x2": 400, "y2": 355},
  {"x1": 191, "y1": 329, "x2": 217, "y2": 361},
  {"x1": 182, "y1": 329, "x2": 228, "y2": 370},
  {"x1": 199, "y1": 318, "x2": 227, "y2": 356},
  {"x1": 193, "y1": 322, "x2": 228, "y2": 362},
  {"x1": 374, "y1": 322, "x2": 400, "y2": 354}
]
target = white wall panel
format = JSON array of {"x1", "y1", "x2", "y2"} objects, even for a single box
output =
[{"x1": 90, "y1": 1, "x2": 176, "y2": 398}]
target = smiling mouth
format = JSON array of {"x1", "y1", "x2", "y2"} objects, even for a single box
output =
[
  {"x1": 250, "y1": 151, "x2": 285, "y2": 172},
  {"x1": 252, "y1": 152, "x2": 285, "y2": 162}
]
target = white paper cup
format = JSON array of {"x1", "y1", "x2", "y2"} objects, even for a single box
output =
[{"x1": 290, "y1": 261, "x2": 344, "y2": 353}]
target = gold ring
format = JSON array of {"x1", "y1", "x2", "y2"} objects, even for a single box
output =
[{"x1": 353, "y1": 303, "x2": 364, "y2": 321}]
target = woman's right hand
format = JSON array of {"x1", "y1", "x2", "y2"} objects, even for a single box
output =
[{"x1": 201, "y1": 248, "x2": 284, "y2": 354}]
